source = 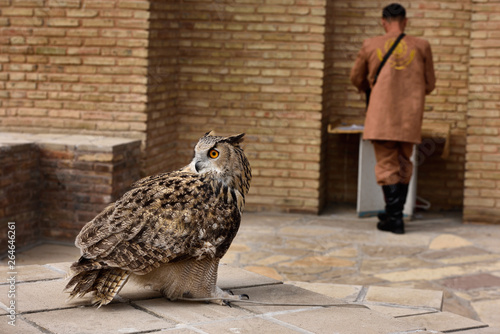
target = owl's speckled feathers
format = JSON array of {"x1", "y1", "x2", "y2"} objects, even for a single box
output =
[{"x1": 65, "y1": 132, "x2": 251, "y2": 306}]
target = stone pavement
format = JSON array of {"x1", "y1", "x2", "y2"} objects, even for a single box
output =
[
  {"x1": 1, "y1": 208, "x2": 500, "y2": 333},
  {"x1": 226, "y1": 208, "x2": 500, "y2": 330}
]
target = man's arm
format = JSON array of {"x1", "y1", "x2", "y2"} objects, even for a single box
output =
[
  {"x1": 350, "y1": 42, "x2": 370, "y2": 92},
  {"x1": 424, "y1": 41, "x2": 436, "y2": 95}
]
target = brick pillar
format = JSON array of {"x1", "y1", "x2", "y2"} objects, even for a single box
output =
[
  {"x1": 37, "y1": 136, "x2": 142, "y2": 240},
  {"x1": 0, "y1": 133, "x2": 142, "y2": 248},
  {"x1": 144, "y1": 1, "x2": 181, "y2": 175},
  {"x1": 0, "y1": 143, "x2": 40, "y2": 254},
  {"x1": 463, "y1": 0, "x2": 500, "y2": 224}
]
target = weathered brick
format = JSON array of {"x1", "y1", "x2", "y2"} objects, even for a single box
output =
[
  {"x1": 1, "y1": 8, "x2": 34, "y2": 16},
  {"x1": 47, "y1": 18, "x2": 80, "y2": 27},
  {"x1": 66, "y1": 9, "x2": 99, "y2": 17},
  {"x1": 81, "y1": 19, "x2": 114, "y2": 27},
  {"x1": 11, "y1": 0, "x2": 44, "y2": 6},
  {"x1": 117, "y1": 1, "x2": 149, "y2": 10},
  {"x1": 47, "y1": 0, "x2": 81, "y2": 7},
  {"x1": 10, "y1": 17, "x2": 43, "y2": 26},
  {"x1": 35, "y1": 46, "x2": 66, "y2": 55}
]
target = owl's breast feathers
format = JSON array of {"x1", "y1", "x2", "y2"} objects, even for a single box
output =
[{"x1": 74, "y1": 171, "x2": 243, "y2": 276}]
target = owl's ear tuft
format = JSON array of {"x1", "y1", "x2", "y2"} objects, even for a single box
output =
[{"x1": 225, "y1": 133, "x2": 245, "y2": 145}]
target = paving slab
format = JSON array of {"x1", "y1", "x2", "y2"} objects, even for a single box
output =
[
  {"x1": 243, "y1": 265, "x2": 284, "y2": 280},
  {"x1": 452, "y1": 327, "x2": 500, "y2": 334},
  {"x1": 367, "y1": 304, "x2": 438, "y2": 318},
  {"x1": 374, "y1": 261, "x2": 500, "y2": 282},
  {"x1": 0, "y1": 244, "x2": 80, "y2": 267},
  {"x1": 400, "y1": 311, "x2": 488, "y2": 333},
  {"x1": 470, "y1": 299, "x2": 500, "y2": 329},
  {"x1": 442, "y1": 273, "x2": 500, "y2": 291},
  {"x1": 273, "y1": 306, "x2": 425, "y2": 334},
  {"x1": 251, "y1": 254, "x2": 293, "y2": 266},
  {"x1": 0, "y1": 264, "x2": 64, "y2": 284},
  {"x1": 278, "y1": 225, "x2": 340, "y2": 237},
  {"x1": 325, "y1": 246, "x2": 358, "y2": 258},
  {"x1": 217, "y1": 263, "x2": 282, "y2": 290},
  {"x1": 0, "y1": 315, "x2": 45, "y2": 334},
  {"x1": 45, "y1": 261, "x2": 73, "y2": 274},
  {"x1": 24, "y1": 303, "x2": 175, "y2": 334},
  {"x1": 117, "y1": 278, "x2": 163, "y2": 301},
  {"x1": 230, "y1": 283, "x2": 353, "y2": 314},
  {"x1": 375, "y1": 230, "x2": 433, "y2": 247},
  {"x1": 286, "y1": 281, "x2": 362, "y2": 301},
  {"x1": 364, "y1": 286, "x2": 443, "y2": 310},
  {"x1": 133, "y1": 298, "x2": 253, "y2": 324},
  {"x1": 454, "y1": 288, "x2": 500, "y2": 304},
  {"x1": 420, "y1": 246, "x2": 489, "y2": 260},
  {"x1": 438, "y1": 254, "x2": 499, "y2": 265},
  {"x1": 193, "y1": 316, "x2": 305, "y2": 334},
  {"x1": 0, "y1": 279, "x2": 92, "y2": 313},
  {"x1": 283, "y1": 255, "x2": 355, "y2": 268},
  {"x1": 323, "y1": 229, "x2": 374, "y2": 243},
  {"x1": 361, "y1": 244, "x2": 426, "y2": 258},
  {"x1": 149, "y1": 329, "x2": 201, "y2": 334},
  {"x1": 360, "y1": 256, "x2": 434, "y2": 274},
  {"x1": 429, "y1": 234, "x2": 473, "y2": 250}
]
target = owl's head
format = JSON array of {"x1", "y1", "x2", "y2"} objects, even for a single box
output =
[{"x1": 187, "y1": 131, "x2": 251, "y2": 195}]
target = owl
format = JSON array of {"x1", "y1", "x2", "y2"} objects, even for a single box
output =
[{"x1": 65, "y1": 131, "x2": 252, "y2": 306}]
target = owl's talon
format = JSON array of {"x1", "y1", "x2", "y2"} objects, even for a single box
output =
[
  {"x1": 223, "y1": 300, "x2": 233, "y2": 307},
  {"x1": 239, "y1": 294, "x2": 249, "y2": 300}
]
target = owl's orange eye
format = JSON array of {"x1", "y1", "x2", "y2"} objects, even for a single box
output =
[{"x1": 208, "y1": 149, "x2": 219, "y2": 159}]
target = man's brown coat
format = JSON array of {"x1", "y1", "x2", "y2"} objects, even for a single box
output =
[{"x1": 350, "y1": 31, "x2": 436, "y2": 144}]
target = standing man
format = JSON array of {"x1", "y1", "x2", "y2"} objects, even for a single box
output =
[{"x1": 350, "y1": 3, "x2": 436, "y2": 234}]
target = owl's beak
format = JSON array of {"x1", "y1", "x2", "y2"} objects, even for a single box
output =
[{"x1": 195, "y1": 161, "x2": 203, "y2": 173}]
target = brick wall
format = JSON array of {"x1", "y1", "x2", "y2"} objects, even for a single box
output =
[
  {"x1": 0, "y1": 0, "x2": 328, "y2": 213},
  {"x1": 323, "y1": 1, "x2": 470, "y2": 210},
  {"x1": 0, "y1": 142, "x2": 39, "y2": 254},
  {"x1": 1, "y1": 0, "x2": 500, "y2": 222},
  {"x1": 463, "y1": 0, "x2": 500, "y2": 224},
  {"x1": 0, "y1": 0, "x2": 150, "y2": 148},
  {"x1": 172, "y1": 0, "x2": 327, "y2": 213},
  {"x1": 154, "y1": 0, "x2": 327, "y2": 213}
]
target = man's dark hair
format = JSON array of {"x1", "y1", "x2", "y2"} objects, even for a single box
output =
[{"x1": 382, "y1": 3, "x2": 406, "y2": 21}]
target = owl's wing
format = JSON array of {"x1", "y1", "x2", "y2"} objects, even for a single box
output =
[
  {"x1": 75, "y1": 171, "x2": 230, "y2": 275},
  {"x1": 129, "y1": 164, "x2": 196, "y2": 189},
  {"x1": 129, "y1": 171, "x2": 171, "y2": 189}
]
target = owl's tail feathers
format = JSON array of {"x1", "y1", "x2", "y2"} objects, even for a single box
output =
[{"x1": 64, "y1": 259, "x2": 130, "y2": 307}]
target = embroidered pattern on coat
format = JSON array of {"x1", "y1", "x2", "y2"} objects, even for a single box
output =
[{"x1": 377, "y1": 38, "x2": 415, "y2": 70}]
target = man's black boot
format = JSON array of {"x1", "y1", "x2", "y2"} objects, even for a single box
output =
[
  {"x1": 377, "y1": 183, "x2": 410, "y2": 224},
  {"x1": 399, "y1": 182, "x2": 409, "y2": 210},
  {"x1": 377, "y1": 184, "x2": 405, "y2": 234},
  {"x1": 377, "y1": 211, "x2": 387, "y2": 223},
  {"x1": 376, "y1": 184, "x2": 396, "y2": 224}
]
